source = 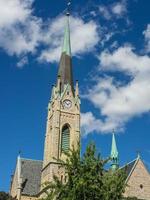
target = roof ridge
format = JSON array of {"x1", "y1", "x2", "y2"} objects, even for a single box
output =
[
  {"x1": 125, "y1": 157, "x2": 140, "y2": 183},
  {"x1": 21, "y1": 158, "x2": 43, "y2": 162},
  {"x1": 120, "y1": 158, "x2": 137, "y2": 170}
]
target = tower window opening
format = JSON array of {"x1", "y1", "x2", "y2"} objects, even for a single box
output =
[
  {"x1": 61, "y1": 175, "x2": 63, "y2": 183},
  {"x1": 61, "y1": 124, "x2": 70, "y2": 152}
]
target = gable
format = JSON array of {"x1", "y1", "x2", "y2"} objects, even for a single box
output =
[
  {"x1": 124, "y1": 159, "x2": 150, "y2": 200},
  {"x1": 10, "y1": 158, "x2": 43, "y2": 198},
  {"x1": 10, "y1": 162, "x2": 19, "y2": 198}
]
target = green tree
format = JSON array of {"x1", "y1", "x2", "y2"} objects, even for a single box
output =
[
  {"x1": 0, "y1": 192, "x2": 9, "y2": 200},
  {"x1": 124, "y1": 197, "x2": 144, "y2": 200},
  {"x1": 0, "y1": 192, "x2": 17, "y2": 200},
  {"x1": 42, "y1": 143, "x2": 127, "y2": 200},
  {"x1": 102, "y1": 170, "x2": 126, "y2": 200}
]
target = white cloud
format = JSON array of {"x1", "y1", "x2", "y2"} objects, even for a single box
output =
[
  {"x1": 81, "y1": 112, "x2": 102, "y2": 135},
  {"x1": 0, "y1": 0, "x2": 42, "y2": 56},
  {"x1": 17, "y1": 56, "x2": 28, "y2": 68},
  {"x1": 143, "y1": 24, "x2": 150, "y2": 53},
  {"x1": 82, "y1": 46, "x2": 150, "y2": 134},
  {"x1": 39, "y1": 16, "x2": 99, "y2": 63},
  {"x1": 81, "y1": 112, "x2": 119, "y2": 135},
  {"x1": 99, "y1": 0, "x2": 127, "y2": 20},
  {"x1": 99, "y1": 6, "x2": 111, "y2": 20},
  {"x1": 111, "y1": 1, "x2": 127, "y2": 16},
  {"x1": 0, "y1": 0, "x2": 100, "y2": 65},
  {"x1": 0, "y1": 0, "x2": 32, "y2": 27}
]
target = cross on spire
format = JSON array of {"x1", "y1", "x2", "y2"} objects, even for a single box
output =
[
  {"x1": 136, "y1": 150, "x2": 141, "y2": 159},
  {"x1": 66, "y1": 0, "x2": 71, "y2": 16},
  {"x1": 18, "y1": 150, "x2": 21, "y2": 156}
]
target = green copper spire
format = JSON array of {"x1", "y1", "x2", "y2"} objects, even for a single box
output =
[
  {"x1": 62, "y1": 13, "x2": 71, "y2": 56},
  {"x1": 57, "y1": 6, "x2": 74, "y2": 95},
  {"x1": 111, "y1": 131, "x2": 119, "y2": 171}
]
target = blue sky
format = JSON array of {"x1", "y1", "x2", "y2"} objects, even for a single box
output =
[{"x1": 0, "y1": 0, "x2": 150, "y2": 192}]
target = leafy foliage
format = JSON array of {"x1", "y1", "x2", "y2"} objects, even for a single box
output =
[
  {"x1": 0, "y1": 192, "x2": 17, "y2": 200},
  {"x1": 123, "y1": 197, "x2": 144, "y2": 200},
  {"x1": 102, "y1": 170, "x2": 126, "y2": 200},
  {"x1": 42, "y1": 143, "x2": 127, "y2": 200}
]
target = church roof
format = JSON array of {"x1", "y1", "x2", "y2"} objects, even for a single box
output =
[
  {"x1": 121, "y1": 159, "x2": 137, "y2": 178},
  {"x1": 20, "y1": 158, "x2": 43, "y2": 196}
]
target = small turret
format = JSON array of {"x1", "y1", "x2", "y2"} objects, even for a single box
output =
[
  {"x1": 57, "y1": 75, "x2": 61, "y2": 93},
  {"x1": 110, "y1": 130, "x2": 119, "y2": 171},
  {"x1": 75, "y1": 80, "x2": 79, "y2": 97}
]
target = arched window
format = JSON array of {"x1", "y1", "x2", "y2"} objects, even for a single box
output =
[{"x1": 61, "y1": 124, "x2": 70, "y2": 152}]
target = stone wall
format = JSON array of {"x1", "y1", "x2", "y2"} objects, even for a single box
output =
[
  {"x1": 21, "y1": 195, "x2": 38, "y2": 200},
  {"x1": 10, "y1": 165, "x2": 18, "y2": 198}
]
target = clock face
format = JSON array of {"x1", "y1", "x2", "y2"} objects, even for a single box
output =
[{"x1": 63, "y1": 99, "x2": 72, "y2": 109}]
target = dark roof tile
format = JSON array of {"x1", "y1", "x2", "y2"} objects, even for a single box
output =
[
  {"x1": 21, "y1": 159, "x2": 43, "y2": 196},
  {"x1": 121, "y1": 159, "x2": 137, "y2": 177}
]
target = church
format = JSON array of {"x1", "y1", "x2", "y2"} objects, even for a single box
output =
[{"x1": 9, "y1": 8, "x2": 150, "y2": 200}]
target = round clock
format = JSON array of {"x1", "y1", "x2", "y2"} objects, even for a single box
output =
[{"x1": 63, "y1": 99, "x2": 72, "y2": 109}]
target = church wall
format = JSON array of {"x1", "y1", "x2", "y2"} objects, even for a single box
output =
[
  {"x1": 40, "y1": 161, "x2": 66, "y2": 199},
  {"x1": 124, "y1": 159, "x2": 150, "y2": 200},
  {"x1": 10, "y1": 165, "x2": 18, "y2": 198},
  {"x1": 41, "y1": 162, "x2": 59, "y2": 185},
  {"x1": 21, "y1": 195, "x2": 38, "y2": 200}
]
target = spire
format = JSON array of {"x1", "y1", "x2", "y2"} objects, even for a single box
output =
[
  {"x1": 62, "y1": 12, "x2": 71, "y2": 56},
  {"x1": 110, "y1": 130, "x2": 119, "y2": 171},
  {"x1": 57, "y1": 2, "x2": 74, "y2": 94}
]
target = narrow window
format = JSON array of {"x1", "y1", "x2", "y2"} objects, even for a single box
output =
[
  {"x1": 61, "y1": 175, "x2": 63, "y2": 183},
  {"x1": 61, "y1": 125, "x2": 70, "y2": 152}
]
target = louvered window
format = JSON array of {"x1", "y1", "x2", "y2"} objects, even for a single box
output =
[{"x1": 61, "y1": 125, "x2": 70, "y2": 152}]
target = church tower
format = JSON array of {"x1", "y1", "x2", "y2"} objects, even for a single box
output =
[{"x1": 41, "y1": 10, "x2": 80, "y2": 186}]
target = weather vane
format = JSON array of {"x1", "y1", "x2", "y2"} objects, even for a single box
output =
[
  {"x1": 66, "y1": 0, "x2": 71, "y2": 15},
  {"x1": 18, "y1": 150, "x2": 22, "y2": 156}
]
